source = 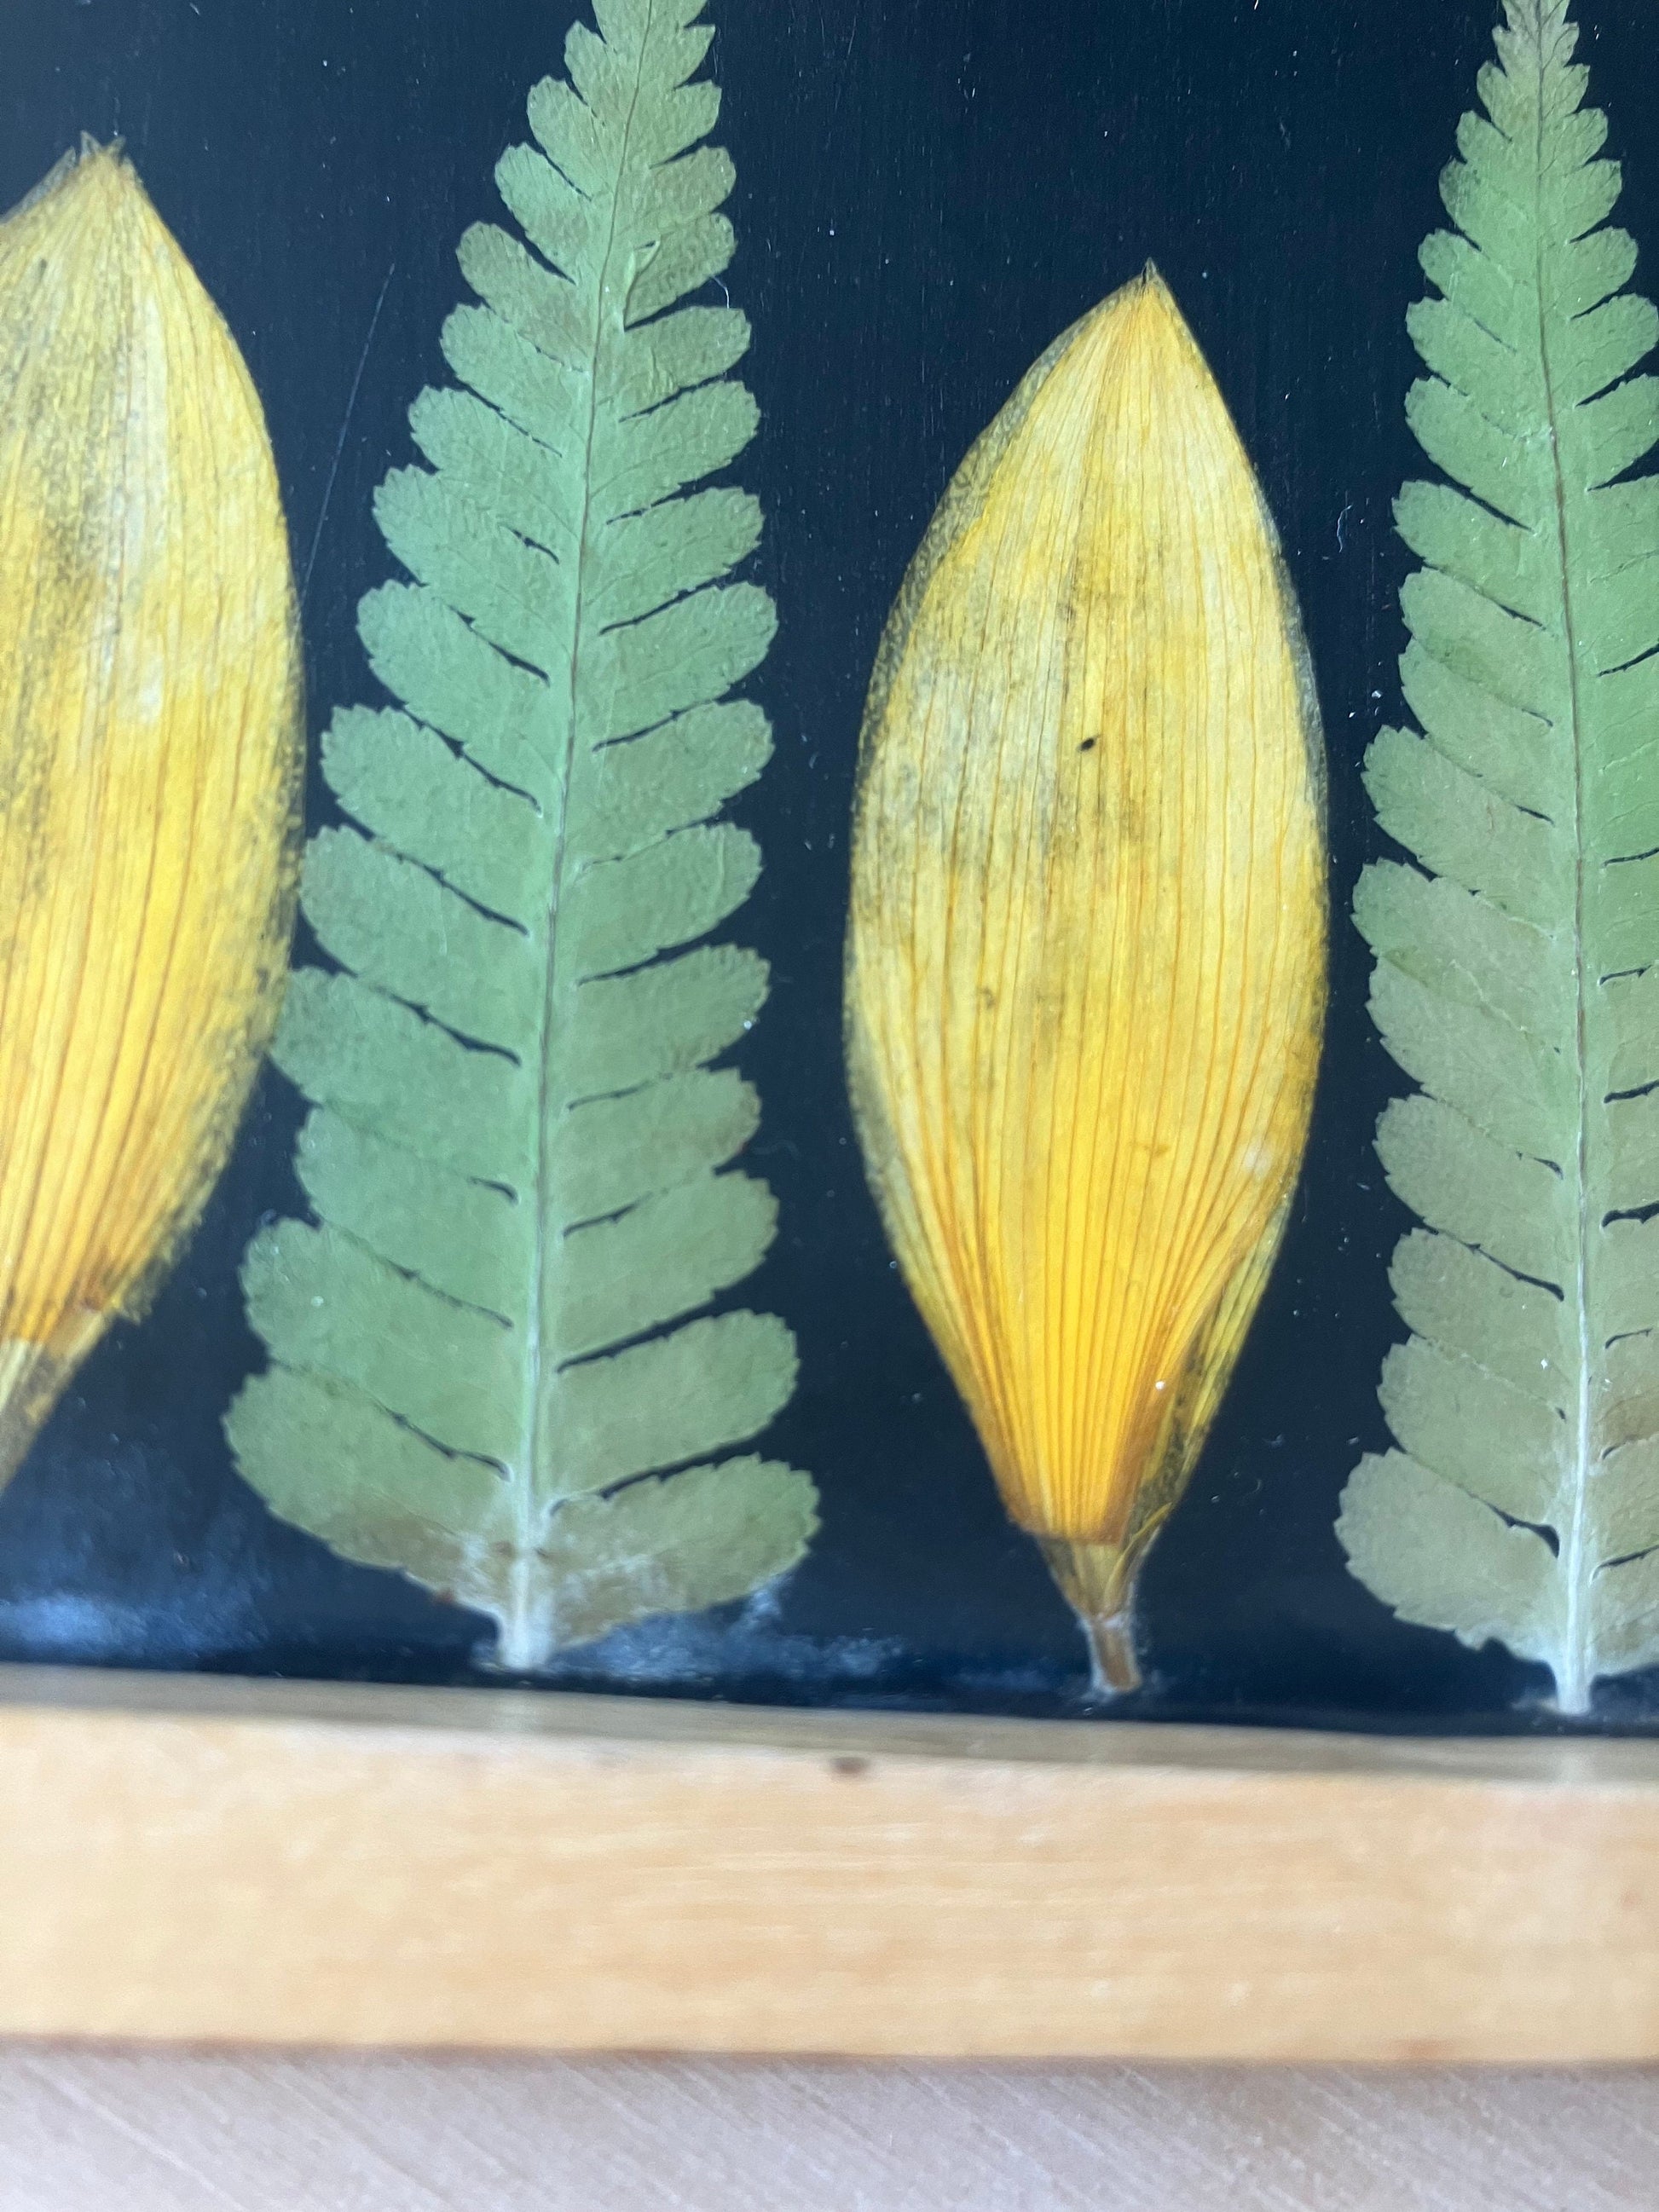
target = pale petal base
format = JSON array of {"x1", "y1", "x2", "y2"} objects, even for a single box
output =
[
  {"x1": 0, "y1": 1314, "x2": 107, "y2": 1491},
  {"x1": 1038, "y1": 1537, "x2": 1144, "y2": 1698}
]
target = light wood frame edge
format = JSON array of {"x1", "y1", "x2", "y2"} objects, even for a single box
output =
[{"x1": 2, "y1": 1663, "x2": 1656, "y2": 2062}]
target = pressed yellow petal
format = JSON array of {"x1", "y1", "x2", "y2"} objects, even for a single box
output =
[
  {"x1": 0, "y1": 143, "x2": 303, "y2": 1480},
  {"x1": 846, "y1": 268, "x2": 1327, "y2": 1686}
]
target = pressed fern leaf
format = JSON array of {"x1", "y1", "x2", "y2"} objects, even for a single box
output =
[
  {"x1": 227, "y1": 0, "x2": 817, "y2": 1672},
  {"x1": 1338, "y1": 0, "x2": 1659, "y2": 1712}
]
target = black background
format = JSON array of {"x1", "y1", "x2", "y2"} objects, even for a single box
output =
[{"x1": 4, "y1": 0, "x2": 1656, "y2": 1730}]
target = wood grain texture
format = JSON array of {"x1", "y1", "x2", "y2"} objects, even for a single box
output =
[
  {"x1": 3, "y1": 1667, "x2": 1659, "y2": 2061},
  {"x1": 3, "y1": 2049, "x2": 1658, "y2": 2212}
]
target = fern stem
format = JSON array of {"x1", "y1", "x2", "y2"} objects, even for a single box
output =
[
  {"x1": 510, "y1": 9, "x2": 653, "y2": 1651},
  {"x1": 1530, "y1": 10, "x2": 1597, "y2": 1718},
  {"x1": 496, "y1": 1558, "x2": 545, "y2": 1674}
]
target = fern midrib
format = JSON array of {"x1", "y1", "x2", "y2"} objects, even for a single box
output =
[
  {"x1": 506, "y1": 12, "x2": 656, "y2": 1658},
  {"x1": 1528, "y1": 32, "x2": 1598, "y2": 1712}
]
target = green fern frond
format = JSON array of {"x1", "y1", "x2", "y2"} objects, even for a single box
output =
[
  {"x1": 227, "y1": 0, "x2": 817, "y2": 1672},
  {"x1": 1338, "y1": 0, "x2": 1659, "y2": 1712}
]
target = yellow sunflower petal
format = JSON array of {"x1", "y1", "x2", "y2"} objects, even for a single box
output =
[
  {"x1": 0, "y1": 143, "x2": 303, "y2": 1481},
  {"x1": 846, "y1": 268, "x2": 1327, "y2": 1690}
]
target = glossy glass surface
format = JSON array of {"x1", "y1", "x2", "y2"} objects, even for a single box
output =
[{"x1": 6, "y1": 0, "x2": 1655, "y2": 1729}]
